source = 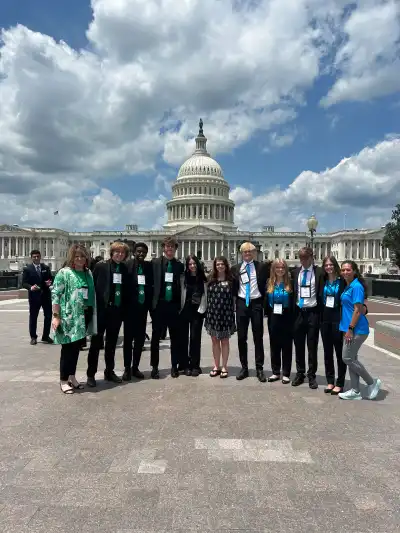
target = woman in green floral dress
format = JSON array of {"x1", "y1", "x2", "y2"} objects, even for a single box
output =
[{"x1": 51, "y1": 244, "x2": 97, "y2": 394}]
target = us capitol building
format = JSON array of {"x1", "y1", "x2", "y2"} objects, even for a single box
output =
[{"x1": 0, "y1": 120, "x2": 393, "y2": 274}]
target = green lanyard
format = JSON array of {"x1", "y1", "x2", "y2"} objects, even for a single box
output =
[
  {"x1": 114, "y1": 263, "x2": 121, "y2": 307},
  {"x1": 138, "y1": 264, "x2": 145, "y2": 304},
  {"x1": 165, "y1": 260, "x2": 173, "y2": 302}
]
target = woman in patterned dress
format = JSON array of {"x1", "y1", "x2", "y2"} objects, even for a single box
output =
[
  {"x1": 51, "y1": 244, "x2": 97, "y2": 394},
  {"x1": 205, "y1": 256, "x2": 235, "y2": 378}
]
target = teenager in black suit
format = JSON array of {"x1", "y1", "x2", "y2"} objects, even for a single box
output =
[
  {"x1": 123, "y1": 242, "x2": 153, "y2": 381},
  {"x1": 232, "y1": 242, "x2": 269, "y2": 382},
  {"x1": 150, "y1": 236, "x2": 184, "y2": 379},
  {"x1": 86, "y1": 241, "x2": 129, "y2": 387},
  {"x1": 22, "y1": 250, "x2": 53, "y2": 345},
  {"x1": 292, "y1": 246, "x2": 324, "y2": 389}
]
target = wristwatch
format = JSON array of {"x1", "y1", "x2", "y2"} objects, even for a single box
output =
[
  {"x1": 348, "y1": 325, "x2": 355, "y2": 331},
  {"x1": 52, "y1": 312, "x2": 60, "y2": 318}
]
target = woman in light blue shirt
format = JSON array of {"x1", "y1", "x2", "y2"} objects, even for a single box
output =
[{"x1": 338, "y1": 261, "x2": 381, "y2": 400}]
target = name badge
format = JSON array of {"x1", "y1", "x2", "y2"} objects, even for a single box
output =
[
  {"x1": 300, "y1": 286, "x2": 311, "y2": 299},
  {"x1": 240, "y1": 271, "x2": 250, "y2": 284},
  {"x1": 81, "y1": 288, "x2": 88, "y2": 299},
  {"x1": 113, "y1": 273, "x2": 122, "y2": 284},
  {"x1": 165, "y1": 272, "x2": 173, "y2": 283},
  {"x1": 221, "y1": 281, "x2": 229, "y2": 287},
  {"x1": 273, "y1": 303, "x2": 283, "y2": 315},
  {"x1": 325, "y1": 296, "x2": 335, "y2": 308},
  {"x1": 137, "y1": 275, "x2": 146, "y2": 285}
]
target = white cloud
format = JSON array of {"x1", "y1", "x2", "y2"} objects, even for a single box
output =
[
  {"x1": 321, "y1": 0, "x2": 400, "y2": 107},
  {"x1": 232, "y1": 137, "x2": 400, "y2": 230},
  {"x1": 0, "y1": 0, "x2": 399, "y2": 229}
]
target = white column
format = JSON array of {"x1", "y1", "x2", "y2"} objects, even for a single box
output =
[
  {"x1": 373, "y1": 240, "x2": 376, "y2": 259},
  {"x1": 1, "y1": 237, "x2": 3, "y2": 258},
  {"x1": 181, "y1": 241, "x2": 184, "y2": 259},
  {"x1": 208, "y1": 241, "x2": 211, "y2": 261},
  {"x1": 201, "y1": 240, "x2": 204, "y2": 260},
  {"x1": 387, "y1": 247, "x2": 390, "y2": 260}
]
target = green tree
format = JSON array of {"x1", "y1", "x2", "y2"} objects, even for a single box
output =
[{"x1": 383, "y1": 204, "x2": 400, "y2": 268}]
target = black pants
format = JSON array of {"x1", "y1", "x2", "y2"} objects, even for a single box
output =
[
  {"x1": 180, "y1": 303, "x2": 204, "y2": 370},
  {"x1": 236, "y1": 297, "x2": 265, "y2": 370},
  {"x1": 87, "y1": 305, "x2": 123, "y2": 377},
  {"x1": 29, "y1": 294, "x2": 51, "y2": 340},
  {"x1": 321, "y1": 321, "x2": 346, "y2": 387},
  {"x1": 293, "y1": 307, "x2": 320, "y2": 379},
  {"x1": 268, "y1": 311, "x2": 293, "y2": 377},
  {"x1": 150, "y1": 301, "x2": 181, "y2": 369},
  {"x1": 123, "y1": 305, "x2": 149, "y2": 369},
  {"x1": 60, "y1": 339, "x2": 83, "y2": 380}
]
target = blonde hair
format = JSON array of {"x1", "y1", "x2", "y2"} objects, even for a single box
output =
[
  {"x1": 240, "y1": 242, "x2": 256, "y2": 253},
  {"x1": 267, "y1": 259, "x2": 292, "y2": 293},
  {"x1": 109, "y1": 241, "x2": 130, "y2": 259}
]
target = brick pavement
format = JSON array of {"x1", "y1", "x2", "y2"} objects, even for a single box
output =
[{"x1": 0, "y1": 299, "x2": 399, "y2": 532}]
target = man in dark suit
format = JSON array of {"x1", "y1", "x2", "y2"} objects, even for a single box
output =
[
  {"x1": 22, "y1": 250, "x2": 53, "y2": 345},
  {"x1": 123, "y1": 242, "x2": 153, "y2": 381},
  {"x1": 232, "y1": 242, "x2": 269, "y2": 382},
  {"x1": 292, "y1": 246, "x2": 324, "y2": 389},
  {"x1": 150, "y1": 236, "x2": 184, "y2": 379},
  {"x1": 86, "y1": 241, "x2": 129, "y2": 387}
]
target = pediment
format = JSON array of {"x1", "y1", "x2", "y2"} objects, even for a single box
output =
[
  {"x1": 175, "y1": 225, "x2": 223, "y2": 237},
  {"x1": 0, "y1": 224, "x2": 27, "y2": 233}
]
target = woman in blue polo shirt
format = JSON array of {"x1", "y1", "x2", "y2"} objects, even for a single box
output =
[
  {"x1": 265, "y1": 259, "x2": 293, "y2": 384},
  {"x1": 338, "y1": 261, "x2": 381, "y2": 400}
]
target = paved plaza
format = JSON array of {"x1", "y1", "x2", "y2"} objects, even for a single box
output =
[{"x1": 0, "y1": 298, "x2": 400, "y2": 532}]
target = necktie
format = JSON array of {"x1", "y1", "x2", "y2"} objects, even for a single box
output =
[
  {"x1": 138, "y1": 264, "x2": 145, "y2": 304},
  {"x1": 114, "y1": 263, "x2": 121, "y2": 307},
  {"x1": 36, "y1": 265, "x2": 41, "y2": 279},
  {"x1": 245, "y1": 263, "x2": 251, "y2": 307},
  {"x1": 165, "y1": 260, "x2": 173, "y2": 302},
  {"x1": 298, "y1": 269, "x2": 308, "y2": 308}
]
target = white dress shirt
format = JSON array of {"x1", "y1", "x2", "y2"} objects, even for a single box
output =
[
  {"x1": 238, "y1": 261, "x2": 262, "y2": 300},
  {"x1": 297, "y1": 266, "x2": 317, "y2": 308}
]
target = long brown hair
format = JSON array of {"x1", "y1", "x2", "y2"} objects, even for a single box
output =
[
  {"x1": 208, "y1": 256, "x2": 233, "y2": 284},
  {"x1": 267, "y1": 259, "x2": 292, "y2": 293},
  {"x1": 65, "y1": 244, "x2": 90, "y2": 269},
  {"x1": 322, "y1": 255, "x2": 341, "y2": 279},
  {"x1": 341, "y1": 260, "x2": 368, "y2": 297}
]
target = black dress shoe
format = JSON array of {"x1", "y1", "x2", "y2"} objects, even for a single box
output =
[
  {"x1": 30, "y1": 338, "x2": 37, "y2": 345},
  {"x1": 104, "y1": 371, "x2": 122, "y2": 383},
  {"x1": 184, "y1": 368, "x2": 192, "y2": 376},
  {"x1": 330, "y1": 387, "x2": 343, "y2": 396},
  {"x1": 191, "y1": 368, "x2": 200, "y2": 377},
  {"x1": 324, "y1": 386, "x2": 334, "y2": 394},
  {"x1": 151, "y1": 367, "x2": 159, "y2": 379},
  {"x1": 256, "y1": 369, "x2": 267, "y2": 383},
  {"x1": 309, "y1": 378, "x2": 318, "y2": 389},
  {"x1": 122, "y1": 368, "x2": 132, "y2": 381},
  {"x1": 171, "y1": 367, "x2": 179, "y2": 378},
  {"x1": 41, "y1": 337, "x2": 54, "y2": 344},
  {"x1": 132, "y1": 368, "x2": 145, "y2": 379},
  {"x1": 291, "y1": 374, "x2": 305, "y2": 387},
  {"x1": 236, "y1": 368, "x2": 249, "y2": 381},
  {"x1": 87, "y1": 377, "x2": 96, "y2": 387}
]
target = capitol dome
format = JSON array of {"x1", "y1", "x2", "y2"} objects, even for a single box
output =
[{"x1": 164, "y1": 119, "x2": 236, "y2": 231}]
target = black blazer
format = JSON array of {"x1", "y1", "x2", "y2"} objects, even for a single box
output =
[
  {"x1": 151, "y1": 256, "x2": 184, "y2": 310},
  {"x1": 22, "y1": 263, "x2": 52, "y2": 299},
  {"x1": 292, "y1": 265, "x2": 324, "y2": 311},
  {"x1": 231, "y1": 260, "x2": 269, "y2": 299},
  {"x1": 92, "y1": 259, "x2": 128, "y2": 310},
  {"x1": 125, "y1": 259, "x2": 153, "y2": 308}
]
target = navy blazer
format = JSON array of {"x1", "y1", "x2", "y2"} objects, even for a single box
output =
[{"x1": 22, "y1": 263, "x2": 52, "y2": 299}]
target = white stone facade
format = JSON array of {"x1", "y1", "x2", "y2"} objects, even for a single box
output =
[{"x1": 0, "y1": 121, "x2": 394, "y2": 274}]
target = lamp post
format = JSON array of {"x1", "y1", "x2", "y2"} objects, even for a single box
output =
[{"x1": 307, "y1": 214, "x2": 318, "y2": 251}]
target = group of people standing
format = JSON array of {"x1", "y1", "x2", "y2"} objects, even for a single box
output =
[{"x1": 23, "y1": 237, "x2": 381, "y2": 401}]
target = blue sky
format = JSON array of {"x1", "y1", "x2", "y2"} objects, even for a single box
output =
[{"x1": 0, "y1": 0, "x2": 399, "y2": 232}]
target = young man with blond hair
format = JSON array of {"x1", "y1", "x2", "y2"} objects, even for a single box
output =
[{"x1": 86, "y1": 241, "x2": 130, "y2": 387}]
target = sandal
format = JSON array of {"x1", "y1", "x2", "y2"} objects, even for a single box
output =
[
  {"x1": 60, "y1": 382, "x2": 74, "y2": 394},
  {"x1": 210, "y1": 368, "x2": 221, "y2": 377},
  {"x1": 220, "y1": 369, "x2": 228, "y2": 379}
]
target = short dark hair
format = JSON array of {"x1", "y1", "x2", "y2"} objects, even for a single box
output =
[
  {"x1": 134, "y1": 242, "x2": 148, "y2": 252},
  {"x1": 30, "y1": 250, "x2": 41, "y2": 257}
]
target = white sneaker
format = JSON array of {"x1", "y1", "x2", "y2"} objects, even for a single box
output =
[
  {"x1": 367, "y1": 378, "x2": 381, "y2": 400},
  {"x1": 338, "y1": 389, "x2": 362, "y2": 400}
]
